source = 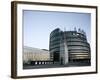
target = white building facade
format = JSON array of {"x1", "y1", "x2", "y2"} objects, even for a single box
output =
[{"x1": 23, "y1": 46, "x2": 50, "y2": 64}]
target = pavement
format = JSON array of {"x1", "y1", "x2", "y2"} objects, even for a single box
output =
[{"x1": 23, "y1": 62, "x2": 91, "y2": 69}]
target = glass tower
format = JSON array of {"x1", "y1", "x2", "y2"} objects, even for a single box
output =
[{"x1": 49, "y1": 28, "x2": 91, "y2": 65}]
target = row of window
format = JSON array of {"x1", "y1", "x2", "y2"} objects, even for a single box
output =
[
  {"x1": 68, "y1": 46, "x2": 90, "y2": 51},
  {"x1": 23, "y1": 52, "x2": 50, "y2": 61},
  {"x1": 69, "y1": 50, "x2": 89, "y2": 53},
  {"x1": 50, "y1": 44, "x2": 90, "y2": 51},
  {"x1": 50, "y1": 31, "x2": 87, "y2": 41},
  {"x1": 50, "y1": 36, "x2": 61, "y2": 41},
  {"x1": 50, "y1": 36, "x2": 87, "y2": 43},
  {"x1": 50, "y1": 41, "x2": 90, "y2": 49},
  {"x1": 65, "y1": 32, "x2": 86, "y2": 38}
]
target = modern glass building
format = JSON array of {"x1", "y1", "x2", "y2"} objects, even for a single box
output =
[{"x1": 49, "y1": 28, "x2": 91, "y2": 65}]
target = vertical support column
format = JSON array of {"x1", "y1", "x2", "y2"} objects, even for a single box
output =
[{"x1": 60, "y1": 31, "x2": 69, "y2": 65}]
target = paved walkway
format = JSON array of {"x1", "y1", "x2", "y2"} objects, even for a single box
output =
[{"x1": 23, "y1": 62, "x2": 90, "y2": 69}]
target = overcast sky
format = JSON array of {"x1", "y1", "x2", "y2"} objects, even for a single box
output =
[{"x1": 23, "y1": 10, "x2": 91, "y2": 50}]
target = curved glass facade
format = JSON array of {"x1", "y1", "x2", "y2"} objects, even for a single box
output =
[
  {"x1": 49, "y1": 28, "x2": 61, "y2": 61},
  {"x1": 49, "y1": 28, "x2": 91, "y2": 64}
]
